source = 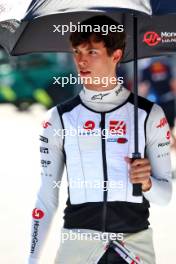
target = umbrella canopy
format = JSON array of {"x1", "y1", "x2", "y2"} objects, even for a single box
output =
[{"x1": 0, "y1": 0, "x2": 176, "y2": 60}]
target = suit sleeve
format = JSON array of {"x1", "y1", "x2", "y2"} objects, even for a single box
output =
[
  {"x1": 143, "y1": 103, "x2": 172, "y2": 205},
  {"x1": 28, "y1": 106, "x2": 65, "y2": 264}
]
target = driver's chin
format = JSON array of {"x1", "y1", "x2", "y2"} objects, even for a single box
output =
[{"x1": 83, "y1": 83, "x2": 102, "y2": 90}]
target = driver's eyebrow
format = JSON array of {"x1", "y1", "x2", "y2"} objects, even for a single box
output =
[
  {"x1": 72, "y1": 44, "x2": 99, "y2": 51},
  {"x1": 88, "y1": 48, "x2": 99, "y2": 51},
  {"x1": 72, "y1": 47, "x2": 78, "y2": 51},
  {"x1": 74, "y1": 47, "x2": 100, "y2": 54}
]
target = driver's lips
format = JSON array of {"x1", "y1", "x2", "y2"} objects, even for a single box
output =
[{"x1": 79, "y1": 70, "x2": 91, "y2": 76}]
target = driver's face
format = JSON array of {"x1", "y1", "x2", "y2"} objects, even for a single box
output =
[{"x1": 72, "y1": 40, "x2": 122, "y2": 90}]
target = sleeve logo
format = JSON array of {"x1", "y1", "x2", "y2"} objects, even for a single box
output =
[{"x1": 32, "y1": 208, "x2": 45, "y2": 219}]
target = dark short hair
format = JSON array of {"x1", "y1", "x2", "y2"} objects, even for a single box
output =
[{"x1": 70, "y1": 15, "x2": 126, "y2": 57}]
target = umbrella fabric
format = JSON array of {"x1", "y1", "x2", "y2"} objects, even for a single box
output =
[
  {"x1": 0, "y1": 0, "x2": 31, "y2": 21},
  {"x1": 0, "y1": 0, "x2": 176, "y2": 60},
  {"x1": 0, "y1": 0, "x2": 152, "y2": 22},
  {"x1": 24, "y1": 0, "x2": 152, "y2": 17}
]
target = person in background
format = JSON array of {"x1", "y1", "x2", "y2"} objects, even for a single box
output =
[{"x1": 139, "y1": 57, "x2": 176, "y2": 150}]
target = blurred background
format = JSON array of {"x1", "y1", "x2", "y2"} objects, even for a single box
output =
[
  {"x1": 0, "y1": 47, "x2": 176, "y2": 264},
  {"x1": 0, "y1": 47, "x2": 81, "y2": 109}
]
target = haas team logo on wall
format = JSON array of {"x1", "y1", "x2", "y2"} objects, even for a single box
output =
[
  {"x1": 143, "y1": 31, "x2": 161, "y2": 46},
  {"x1": 144, "y1": 31, "x2": 176, "y2": 46}
]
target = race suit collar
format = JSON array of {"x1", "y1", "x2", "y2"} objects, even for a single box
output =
[{"x1": 80, "y1": 84, "x2": 130, "y2": 105}]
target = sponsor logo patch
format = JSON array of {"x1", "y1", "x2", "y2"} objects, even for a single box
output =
[
  {"x1": 40, "y1": 147, "x2": 49, "y2": 154},
  {"x1": 39, "y1": 135, "x2": 48, "y2": 143},
  {"x1": 109, "y1": 121, "x2": 126, "y2": 135},
  {"x1": 42, "y1": 121, "x2": 52, "y2": 129},
  {"x1": 32, "y1": 208, "x2": 45, "y2": 220},
  {"x1": 158, "y1": 141, "x2": 170, "y2": 147},
  {"x1": 41, "y1": 160, "x2": 51, "y2": 167},
  {"x1": 83, "y1": 120, "x2": 95, "y2": 130},
  {"x1": 30, "y1": 220, "x2": 40, "y2": 254},
  {"x1": 156, "y1": 117, "x2": 168, "y2": 128},
  {"x1": 166, "y1": 131, "x2": 171, "y2": 140},
  {"x1": 117, "y1": 138, "x2": 128, "y2": 144},
  {"x1": 91, "y1": 93, "x2": 109, "y2": 100}
]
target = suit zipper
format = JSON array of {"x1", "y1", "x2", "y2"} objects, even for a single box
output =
[{"x1": 100, "y1": 113, "x2": 108, "y2": 232}]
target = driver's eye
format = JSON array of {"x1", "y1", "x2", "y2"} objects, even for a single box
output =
[
  {"x1": 73, "y1": 49, "x2": 79, "y2": 55},
  {"x1": 89, "y1": 50, "x2": 97, "y2": 55}
]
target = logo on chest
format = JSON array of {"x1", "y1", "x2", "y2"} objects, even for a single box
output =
[
  {"x1": 107, "y1": 120, "x2": 128, "y2": 143},
  {"x1": 83, "y1": 120, "x2": 95, "y2": 130},
  {"x1": 109, "y1": 120, "x2": 126, "y2": 135}
]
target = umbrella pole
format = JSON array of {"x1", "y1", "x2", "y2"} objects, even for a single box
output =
[{"x1": 132, "y1": 14, "x2": 142, "y2": 197}]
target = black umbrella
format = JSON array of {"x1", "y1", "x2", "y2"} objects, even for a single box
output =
[
  {"x1": 1, "y1": 0, "x2": 176, "y2": 197},
  {"x1": 1, "y1": 1, "x2": 176, "y2": 59}
]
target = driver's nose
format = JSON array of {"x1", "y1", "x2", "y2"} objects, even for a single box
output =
[{"x1": 77, "y1": 54, "x2": 88, "y2": 68}]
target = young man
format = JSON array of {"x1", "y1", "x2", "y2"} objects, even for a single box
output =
[{"x1": 28, "y1": 15, "x2": 172, "y2": 264}]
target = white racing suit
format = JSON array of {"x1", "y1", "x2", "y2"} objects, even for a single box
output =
[{"x1": 28, "y1": 84, "x2": 172, "y2": 264}]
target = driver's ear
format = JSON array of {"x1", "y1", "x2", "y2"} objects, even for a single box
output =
[{"x1": 112, "y1": 49, "x2": 123, "y2": 64}]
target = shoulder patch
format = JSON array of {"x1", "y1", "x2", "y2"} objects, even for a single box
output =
[
  {"x1": 56, "y1": 95, "x2": 81, "y2": 115},
  {"x1": 128, "y1": 93, "x2": 154, "y2": 113}
]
